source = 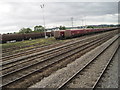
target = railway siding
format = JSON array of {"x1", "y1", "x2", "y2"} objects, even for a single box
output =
[
  {"x1": 96, "y1": 47, "x2": 119, "y2": 88},
  {"x1": 2, "y1": 30, "x2": 118, "y2": 61},
  {"x1": 2, "y1": 30, "x2": 118, "y2": 63},
  {"x1": 2, "y1": 38, "x2": 103, "y2": 74},
  {"x1": 2, "y1": 31, "x2": 116, "y2": 88},
  {"x1": 28, "y1": 34, "x2": 119, "y2": 88},
  {"x1": 1, "y1": 30, "x2": 119, "y2": 89},
  {"x1": 2, "y1": 35, "x2": 109, "y2": 88},
  {"x1": 1, "y1": 33, "x2": 102, "y2": 64},
  {"x1": 62, "y1": 37, "x2": 119, "y2": 88}
]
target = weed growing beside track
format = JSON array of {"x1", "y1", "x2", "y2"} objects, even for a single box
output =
[
  {"x1": 1, "y1": 37, "x2": 67, "y2": 56},
  {"x1": 2, "y1": 37, "x2": 58, "y2": 49}
]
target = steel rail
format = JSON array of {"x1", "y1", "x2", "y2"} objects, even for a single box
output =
[
  {"x1": 56, "y1": 35, "x2": 119, "y2": 90},
  {"x1": 2, "y1": 41, "x2": 62, "y2": 60},
  {"x1": 1, "y1": 36, "x2": 104, "y2": 67},
  {"x1": 1, "y1": 41, "x2": 80, "y2": 69},
  {"x1": 2, "y1": 37, "x2": 104, "y2": 77},
  {"x1": 1, "y1": 31, "x2": 112, "y2": 61},
  {"x1": 1, "y1": 36, "x2": 109, "y2": 88},
  {"x1": 2, "y1": 35, "x2": 111, "y2": 73},
  {"x1": 92, "y1": 45, "x2": 119, "y2": 90},
  {"x1": 2, "y1": 30, "x2": 118, "y2": 60},
  {"x1": 1, "y1": 36, "x2": 84, "y2": 60}
]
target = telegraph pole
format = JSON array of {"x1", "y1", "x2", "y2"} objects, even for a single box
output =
[{"x1": 40, "y1": 4, "x2": 47, "y2": 38}]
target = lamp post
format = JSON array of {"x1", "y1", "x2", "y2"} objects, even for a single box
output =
[{"x1": 40, "y1": 4, "x2": 47, "y2": 38}]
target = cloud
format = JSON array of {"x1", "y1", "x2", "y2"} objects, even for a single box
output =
[
  {"x1": 0, "y1": 1, "x2": 118, "y2": 34},
  {"x1": 1, "y1": 0, "x2": 120, "y2": 2}
]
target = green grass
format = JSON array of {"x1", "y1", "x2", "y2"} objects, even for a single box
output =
[{"x1": 2, "y1": 37, "x2": 63, "y2": 50}]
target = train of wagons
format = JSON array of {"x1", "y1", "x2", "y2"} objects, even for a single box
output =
[
  {"x1": 1, "y1": 32, "x2": 53, "y2": 43},
  {"x1": 1, "y1": 27, "x2": 118, "y2": 43},
  {"x1": 53, "y1": 28, "x2": 118, "y2": 39}
]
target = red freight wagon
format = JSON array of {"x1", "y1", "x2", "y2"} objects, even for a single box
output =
[
  {"x1": 65, "y1": 29, "x2": 86, "y2": 38},
  {"x1": 53, "y1": 28, "x2": 118, "y2": 40},
  {"x1": 54, "y1": 30, "x2": 65, "y2": 39},
  {"x1": 71, "y1": 30, "x2": 86, "y2": 36},
  {"x1": 85, "y1": 29, "x2": 92, "y2": 33},
  {"x1": 94, "y1": 29, "x2": 99, "y2": 32}
]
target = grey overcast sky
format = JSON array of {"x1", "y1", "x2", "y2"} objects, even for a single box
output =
[{"x1": 0, "y1": 0, "x2": 119, "y2": 34}]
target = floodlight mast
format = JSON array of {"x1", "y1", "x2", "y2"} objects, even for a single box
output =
[{"x1": 40, "y1": 4, "x2": 47, "y2": 38}]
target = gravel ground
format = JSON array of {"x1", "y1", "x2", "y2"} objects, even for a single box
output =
[
  {"x1": 64, "y1": 36, "x2": 119, "y2": 88},
  {"x1": 28, "y1": 34, "x2": 119, "y2": 89},
  {"x1": 97, "y1": 46, "x2": 119, "y2": 88}
]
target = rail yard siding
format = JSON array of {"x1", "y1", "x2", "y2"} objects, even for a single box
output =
[
  {"x1": 28, "y1": 34, "x2": 119, "y2": 88},
  {"x1": 98, "y1": 47, "x2": 119, "y2": 88}
]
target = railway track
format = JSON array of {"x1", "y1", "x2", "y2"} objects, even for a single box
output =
[
  {"x1": 2, "y1": 30, "x2": 118, "y2": 61},
  {"x1": 57, "y1": 35, "x2": 119, "y2": 90},
  {"x1": 1, "y1": 32, "x2": 116, "y2": 71},
  {"x1": 2, "y1": 37, "x2": 52, "y2": 54},
  {"x1": 1, "y1": 37, "x2": 101, "y2": 73},
  {"x1": 1, "y1": 36, "x2": 87, "y2": 60},
  {"x1": 2, "y1": 42, "x2": 42, "y2": 53},
  {"x1": 1, "y1": 33, "x2": 117, "y2": 88},
  {"x1": 2, "y1": 42, "x2": 62, "y2": 60},
  {"x1": 2, "y1": 43, "x2": 48, "y2": 56},
  {"x1": 2, "y1": 34, "x2": 92, "y2": 57},
  {"x1": 1, "y1": 36, "x2": 109, "y2": 73},
  {"x1": 2, "y1": 30, "x2": 114, "y2": 66},
  {"x1": 2, "y1": 39, "x2": 67, "y2": 57}
]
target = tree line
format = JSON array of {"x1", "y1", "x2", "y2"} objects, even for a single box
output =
[
  {"x1": 6, "y1": 25, "x2": 66, "y2": 34},
  {"x1": 5, "y1": 24, "x2": 119, "y2": 34},
  {"x1": 19, "y1": 25, "x2": 45, "y2": 34}
]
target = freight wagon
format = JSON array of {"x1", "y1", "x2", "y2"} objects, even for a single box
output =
[
  {"x1": 53, "y1": 30, "x2": 65, "y2": 39},
  {"x1": 2, "y1": 32, "x2": 53, "y2": 43},
  {"x1": 54, "y1": 28, "x2": 117, "y2": 39}
]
